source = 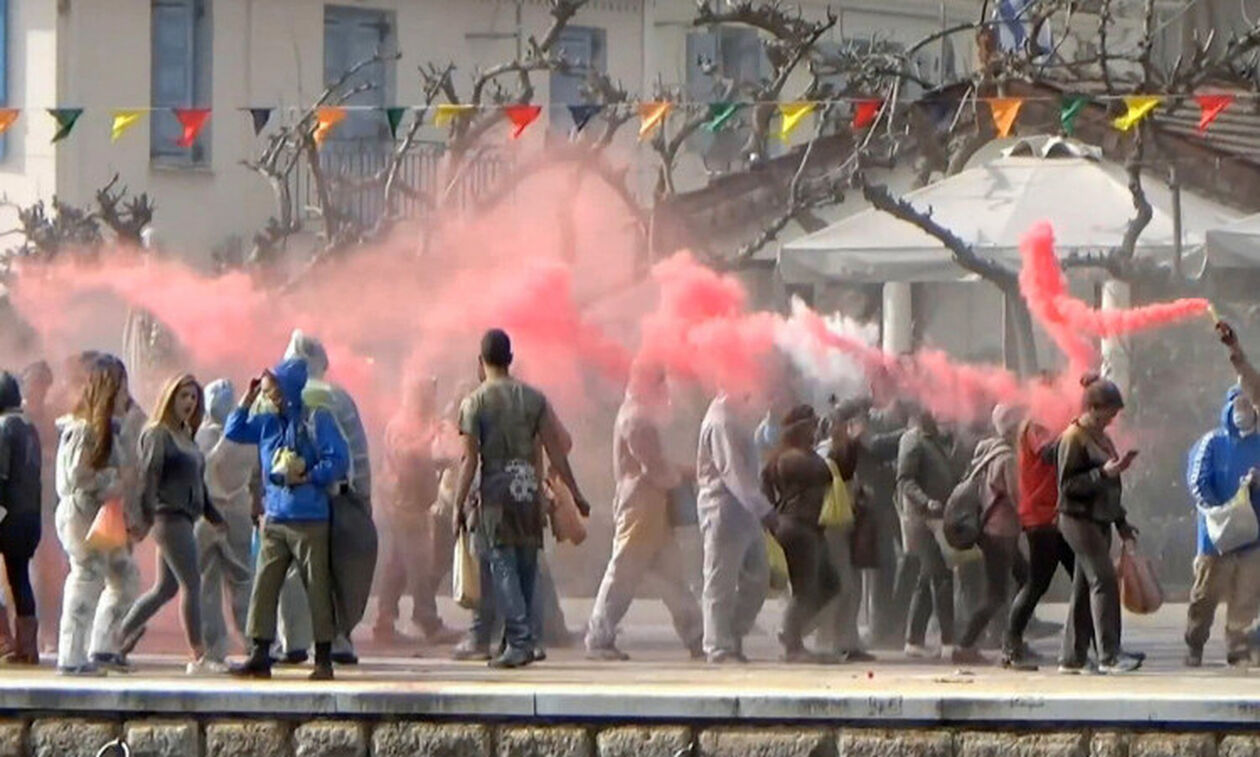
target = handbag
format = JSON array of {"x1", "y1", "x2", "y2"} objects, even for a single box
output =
[
  {"x1": 765, "y1": 530, "x2": 789, "y2": 596},
  {"x1": 1117, "y1": 539, "x2": 1164, "y2": 615},
  {"x1": 1197, "y1": 477, "x2": 1260, "y2": 555},
  {"x1": 819, "y1": 458, "x2": 855, "y2": 530},
  {"x1": 84, "y1": 497, "x2": 128, "y2": 552},
  {"x1": 452, "y1": 527, "x2": 481, "y2": 610},
  {"x1": 548, "y1": 477, "x2": 587, "y2": 545}
]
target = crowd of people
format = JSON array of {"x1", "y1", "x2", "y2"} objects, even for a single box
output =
[{"x1": 0, "y1": 319, "x2": 1256, "y2": 677}]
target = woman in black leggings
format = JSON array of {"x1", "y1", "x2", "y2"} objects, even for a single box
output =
[
  {"x1": 0, "y1": 371, "x2": 43, "y2": 664},
  {"x1": 117, "y1": 374, "x2": 224, "y2": 674}
]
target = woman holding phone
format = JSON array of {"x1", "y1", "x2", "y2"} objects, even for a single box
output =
[{"x1": 1056, "y1": 373, "x2": 1142, "y2": 675}]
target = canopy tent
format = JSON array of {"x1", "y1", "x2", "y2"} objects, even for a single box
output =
[
  {"x1": 780, "y1": 137, "x2": 1240, "y2": 284},
  {"x1": 1205, "y1": 213, "x2": 1260, "y2": 269}
]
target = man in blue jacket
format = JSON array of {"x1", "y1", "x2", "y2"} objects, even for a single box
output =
[
  {"x1": 225, "y1": 358, "x2": 349, "y2": 680},
  {"x1": 1184, "y1": 383, "x2": 1260, "y2": 668}
]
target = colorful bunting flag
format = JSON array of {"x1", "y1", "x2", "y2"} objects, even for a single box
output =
[
  {"x1": 248, "y1": 107, "x2": 273, "y2": 135},
  {"x1": 568, "y1": 103, "x2": 603, "y2": 133},
  {"x1": 987, "y1": 97, "x2": 1024, "y2": 138},
  {"x1": 705, "y1": 102, "x2": 741, "y2": 132},
  {"x1": 0, "y1": 109, "x2": 19, "y2": 136},
  {"x1": 434, "y1": 104, "x2": 475, "y2": 129},
  {"x1": 638, "y1": 102, "x2": 671, "y2": 140},
  {"x1": 778, "y1": 102, "x2": 816, "y2": 142},
  {"x1": 852, "y1": 99, "x2": 882, "y2": 130},
  {"x1": 48, "y1": 108, "x2": 82, "y2": 144},
  {"x1": 1196, "y1": 94, "x2": 1234, "y2": 133},
  {"x1": 384, "y1": 107, "x2": 407, "y2": 139},
  {"x1": 111, "y1": 110, "x2": 145, "y2": 143},
  {"x1": 504, "y1": 104, "x2": 542, "y2": 139},
  {"x1": 173, "y1": 108, "x2": 211, "y2": 148},
  {"x1": 1060, "y1": 95, "x2": 1088, "y2": 136},
  {"x1": 312, "y1": 107, "x2": 347, "y2": 146},
  {"x1": 1113, "y1": 95, "x2": 1160, "y2": 132}
]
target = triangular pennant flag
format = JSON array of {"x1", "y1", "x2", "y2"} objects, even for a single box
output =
[
  {"x1": 638, "y1": 102, "x2": 671, "y2": 140},
  {"x1": 705, "y1": 102, "x2": 741, "y2": 132},
  {"x1": 1113, "y1": 95, "x2": 1160, "y2": 132},
  {"x1": 111, "y1": 110, "x2": 145, "y2": 143},
  {"x1": 248, "y1": 107, "x2": 273, "y2": 135},
  {"x1": 852, "y1": 99, "x2": 882, "y2": 130},
  {"x1": 0, "y1": 109, "x2": 19, "y2": 136},
  {"x1": 48, "y1": 108, "x2": 83, "y2": 144},
  {"x1": 987, "y1": 97, "x2": 1024, "y2": 138},
  {"x1": 504, "y1": 104, "x2": 542, "y2": 139},
  {"x1": 777, "y1": 102, "x2": 817, "y2": 142},
  {"x1": 1196, "y1": 94, "x2": 1234, "y2": 133},
  {"x1": 434, "y1": 104, "x2": 475, "y2": 129},
  {"x1": 1060, "y1": 96, "x2": 1088, "y2": 136},
  {"x1": 384, "y1": 107, "x2": 407, "y2": 139},
  {"x1": 173, "y1": 108, "x2": 211, "y2": 148},
  {"x1": 568, "y1": 104, "x2": 603, "y2": 133},
  {"x1": 312, "y1": 106, "x2": 347, "y2": 146}
]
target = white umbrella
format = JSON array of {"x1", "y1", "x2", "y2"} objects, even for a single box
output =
[{"x1": 780, "y1": 138, "x2": 1240, "y2": 284}]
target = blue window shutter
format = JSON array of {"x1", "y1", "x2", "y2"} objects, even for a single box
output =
[{"x1": 152, "y1": 0, "x2": 211, "y2": 163}]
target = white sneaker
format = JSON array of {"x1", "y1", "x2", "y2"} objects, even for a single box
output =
[
  {"x1": 904, "y1": 643, "x2": 940, "y2": 660},
  {"x1": 187, "y1": 657, "x2": 229, "y2": 675}
]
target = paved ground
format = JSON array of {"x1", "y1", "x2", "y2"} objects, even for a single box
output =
[{"x1": 8, "y1": 598, "x2": 1260, "y2": 724}]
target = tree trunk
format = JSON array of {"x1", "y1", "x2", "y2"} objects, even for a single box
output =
[{"x1": 1003, "y1": 291, "x2": 1039, "y2": 376}]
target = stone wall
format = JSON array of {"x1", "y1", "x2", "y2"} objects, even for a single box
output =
[{"x1": 7, "y1": 718, "x2": 1259, "y2": 757}]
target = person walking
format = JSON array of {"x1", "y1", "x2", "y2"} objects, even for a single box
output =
[
  {"x1": 227, "y1": 359, "x2": 349, "y2": 681},
  {"x1": 1057, "y1": 374, "x2": 1142, "y2": 675},
  {"x1": 0, "y1": 371, "x2": 43, "y2": 664},
  {"x1": 116, "y1": 374, "x2": 227, "y2": 674}
]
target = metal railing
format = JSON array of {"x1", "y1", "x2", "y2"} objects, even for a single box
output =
[{"x1": 288, "y1": 140, "x2": 510, "y2": 228}]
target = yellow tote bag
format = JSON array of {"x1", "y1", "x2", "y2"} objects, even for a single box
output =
[
  {"x1": 765, "y1": 530, "x2": 789, "y2": 595},
  {"x1": 819, "y1": 458, "x2": 855, "y2": 530}
]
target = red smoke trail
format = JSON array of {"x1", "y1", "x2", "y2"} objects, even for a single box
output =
[{"x1": 1019, "y1": 221, "x2": 1210, "y2": 371}]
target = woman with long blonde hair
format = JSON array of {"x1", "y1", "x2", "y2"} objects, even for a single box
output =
[
  {"x1": 115, "y1": 374, "x2": 225, "y2": 674},
  {"x1": 54, "y1": 363, "x2": 133, "y2": 675}
]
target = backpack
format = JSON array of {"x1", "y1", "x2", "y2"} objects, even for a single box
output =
[{"x1": 943, "y1": 443, "x2": 1011, "y2": 550}]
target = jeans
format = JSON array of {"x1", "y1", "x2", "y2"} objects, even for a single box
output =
[
  {"x1": 1006, "y1": 525, "x2": 1077, "y2": 652},
  {"x1": 1060, "y1": 515, "x2": 1121, "y2": 666},
  {"x1": 485, "y1": 544, "x2": 539, "y2": 654}
]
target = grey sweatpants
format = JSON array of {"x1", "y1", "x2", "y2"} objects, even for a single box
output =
[
  {"x1": 699, "y1": 507, "x2": 769, "y2": 657},
  {"x1": 120, "y1": 514, "x2": 204, "y2": 651},
  {"x1": 197, "y1": 506, "x2": 253, "y2": 662}
]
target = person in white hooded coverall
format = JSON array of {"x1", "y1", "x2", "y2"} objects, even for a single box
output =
[
  {"x1": 697, "y1": 392, "x2": 776, "y2": 664},
  {"x1": 195, "y1": 380, "x2": 258, "y2": 665},
  {"x1": 585, "y1": 364, "x2": 703, "y2": 660}
]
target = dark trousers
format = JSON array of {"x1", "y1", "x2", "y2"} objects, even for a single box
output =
[
  {"x1": 774, "y1": 517, "x2": 839, "y2": 651},
  {"x1": 958, "y1": 533, "x2": 1017, "y2": 649},
  {"x1": 868, "y1": 507, "x2": 906, "y2": 645},
  {"x1": 905, "y1": 520, "x2": 954, "y2": 647},
  {"x1": 1060, "y1": 515, "x2": 1121, "y2": 666},
  {"x1": 1007, "y1": 525, "x2": 1078, "y2": 652},
  {"x1": 484, "y1": 545, "x2": 539, "y2": 653},
  {"x1": 375, "y1": 511, "x2": 450, "y2": 633}
]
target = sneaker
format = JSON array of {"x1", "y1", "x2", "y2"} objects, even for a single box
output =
[
  {"x1": 452, "y1": 640, "x2": 491, "y2": 662},
  {"x1": 1057, "y1": 660, "x2": 1096, "y2": 675},
  {"x1": 1185, "y1": 648, "x2": 1203, "y2": 668},
  {"x1": 186, "y1": 657, "x2": 229, "y2": 676},
  {"x1": 91, "y1": 653, "x2": 133, "y2": 674},
  {"x1": 532, "y1": 647, "x2": 547, "y2": 663},
  {"x1": 58, "y1": 663, "x2": 106, "y2": 677},
  {"x1": 488, "y1": 646, "x2": 533, "y2": 669},
  {"x1": 904, "y1": 643, "x2": 939, "y2": 660},
  {"x1": 842, "y1": 649, "x2": 877, "y2": 664},
  {"x1": 1099, "y1": 654, "x2": 1142, "y2": 675},
  {"x1": 706, "y1": 649, "x2": 747, "y2": 665},
  {"x1": 950, "y1": 647, "x2": 990, "y2": 666},
  {"x1": 1228, "y1": 652, "x2": 1251, "y2": 670},
  {"x1": 586, "y1": 645, "x2": 631, "y2": 662}
]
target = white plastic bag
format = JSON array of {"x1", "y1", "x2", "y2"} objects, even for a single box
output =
[
  {"x1": 452, "y1": 527, "x2": 481, "y2": 610},
  {"x1": 1199, "y1": 476, "x2": 1260, "y2": 555}
]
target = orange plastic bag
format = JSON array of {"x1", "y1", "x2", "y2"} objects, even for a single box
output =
[
  {"x1": 1117, "y1": 539, "x2": 1164, "y2": 615},
  {"x1": 85, "y1": 498, "x2": 128, "y2": 552},
  {"x1": 548, "y1": 477, "x2": 587, "y2": 546}
]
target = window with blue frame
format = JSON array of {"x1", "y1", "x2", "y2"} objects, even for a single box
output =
[
  {"x1": 323, "y1": 5, "x2": 396, "y2": 148},
  {"x1": 548, "y1": 26, "x2": 606, "y2": 136},
  {"x1": 151, "y1": 0, "x2": 212, "y2": 164}
]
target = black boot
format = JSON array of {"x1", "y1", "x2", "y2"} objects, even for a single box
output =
[
  {"x1": 230, "y1": 639, "x2": 273, "y2": 679},
  {"x1": 310, "y1": 642, "x2": 334, "y2": 681}
]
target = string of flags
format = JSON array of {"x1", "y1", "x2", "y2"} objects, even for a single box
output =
[{"x1": 0, "y1": 91, "x2": 1245, "y2": 147}]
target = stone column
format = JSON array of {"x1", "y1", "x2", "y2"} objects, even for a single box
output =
[
  {"x1": 882, "y1": 281, "x2": 913, "y2": 355},
  {"x1": 1101, "y1": 278, "x2": 1131, "y2": 393}
]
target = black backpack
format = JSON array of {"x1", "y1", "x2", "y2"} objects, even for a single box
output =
[{"x1": 943, "y1": 443, "x2": 1011, "y2": 550}]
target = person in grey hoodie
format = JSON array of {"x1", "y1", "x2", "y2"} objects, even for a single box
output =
[
  {"x1": 196, "y1": 379, "x2": 258, "y2": 666},
  {"x1": 0, "y1": 371, "x2": 42, "y2": 664},
  {"x1": 116, "y1": 374, "x2": 225, "y2": 675}
]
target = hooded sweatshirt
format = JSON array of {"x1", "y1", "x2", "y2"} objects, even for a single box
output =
[
  {"x1": 224, "y1": 358, "x2": 349, "y2": 522},
  {"x1": 0, "y1": 372, "x2": 40, "y2": 518},
  {"x1": 1188, "y1": 385, "x2": 1260, "y2": 557},
  {"x1": 284, "y1": 331, "x2": 371, "y2": 497}
]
